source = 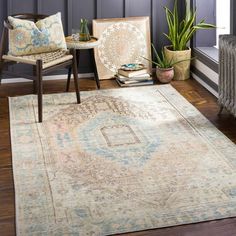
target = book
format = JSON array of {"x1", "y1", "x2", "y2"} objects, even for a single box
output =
[
  {"x1": 118, "y1": 68, "x2": 148, "y2": 78},
  {"x1": 116, "y1": 78, "x2": 154, "y2": 87},
  {"x1": 115, "y1": 73, "x2": 151, "y2": 81},
  {"x1": 115, "y1": 73, "x2": 152, "y2": 84}
]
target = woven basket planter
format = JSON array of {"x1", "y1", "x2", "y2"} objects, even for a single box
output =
[{"x1": 164, "y1": 46, "x2": 191, "y2": 81}]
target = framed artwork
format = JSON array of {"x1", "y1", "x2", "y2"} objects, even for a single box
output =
[{"x1": 92, "y1": 17, "x2": 152, "y2": 80}]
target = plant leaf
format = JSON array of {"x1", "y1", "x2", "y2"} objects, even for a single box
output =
[{"x1": 163, "y1": 0, "x2": 216, "y2": 50}]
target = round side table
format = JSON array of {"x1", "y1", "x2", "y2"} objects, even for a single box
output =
[{"x1": 65, "y1": 36, "x2": 100, "y2": 90}]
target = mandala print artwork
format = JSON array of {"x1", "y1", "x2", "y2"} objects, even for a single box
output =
[
  {"x1": 98, "y1": 22, "x2": 146, "y2": 72},
  {"x1": 93, "y1": 17, "x2": 152, "y2": 80}
]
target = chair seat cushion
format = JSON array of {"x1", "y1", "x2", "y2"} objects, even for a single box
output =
[
  {"x1": 3, "y1": 50, "x2": 73, "y2": 69},
  {"x1": 8, "y1": 12, "x2": 67, "y2": 56}
]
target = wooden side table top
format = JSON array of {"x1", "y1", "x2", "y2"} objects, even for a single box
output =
[{"x1": 65, "y1": 36, "x2": 100, "y2": 50}]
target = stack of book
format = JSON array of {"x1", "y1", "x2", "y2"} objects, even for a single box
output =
[{"x1": 115, "y1": 65, "x2": 153, "y2": 87}]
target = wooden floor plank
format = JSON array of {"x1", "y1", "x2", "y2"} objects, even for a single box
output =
[
  {"x1": 0, "y1": 78, "x2": 236, "y2": 236},
  {"x1": 0, "y1": 187, "x2": 15, "y2": 220},
  {"x1": 0, "y1": 218, "x2": 15, "y2": 236}
]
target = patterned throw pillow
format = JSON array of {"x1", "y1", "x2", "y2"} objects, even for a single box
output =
[{"x1": 8, "y1": 12, "x2": 67, "y2": 56}]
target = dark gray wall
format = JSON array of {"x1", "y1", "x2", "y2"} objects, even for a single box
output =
[
  {"x1": 0, "y1": 0, "x2": 177, "y2": 77},
  {"x1": 0, "y1": 0, "x2": 7, "y2": 36},
  {"x1": 193, "y1": 0, "x2": 216, "y2": 47}
]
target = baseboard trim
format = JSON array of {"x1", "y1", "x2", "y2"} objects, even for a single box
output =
[
  {"x1": 191, "y1": 72, "x2": 218, "y2": 98},
  {"x1": 2, "y1": 73, "x2": 94, "y2": 84}
]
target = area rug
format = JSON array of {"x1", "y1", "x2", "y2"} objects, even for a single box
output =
[{"x1": 10, "y1": 85, "x2": 236, "y2": 236}]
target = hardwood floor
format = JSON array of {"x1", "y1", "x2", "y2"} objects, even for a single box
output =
[{"x1": 0, "y1": 78, "x2": 236, "y2": 236}]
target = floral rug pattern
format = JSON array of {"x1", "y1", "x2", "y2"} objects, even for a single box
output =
[{"x1": 10, "y1": 85, "x2": 236, "y2": 235}]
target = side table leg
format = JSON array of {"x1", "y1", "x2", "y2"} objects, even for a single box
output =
[
  {"x1": 76, "y1": 50, "x2": 80, "y2": 68},
  {"x1": 89, "y1": 49, "x2": 100, "y2": 89}
]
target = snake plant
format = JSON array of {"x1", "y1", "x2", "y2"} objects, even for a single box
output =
[
  {"x1": 143, "y1": 44, "x2": 193, "y2": 68},
  {"x1": 164, "y1": 0, "x2": 216, "y2": 51}
]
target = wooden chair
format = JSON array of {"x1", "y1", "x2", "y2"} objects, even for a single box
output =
[{"x1": 0, "y1": 13, "x2": 81, "y2": 123}]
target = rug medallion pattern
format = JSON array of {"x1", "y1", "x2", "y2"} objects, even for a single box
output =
[{"x1": 9, "y1": 85, "x2": 236, "y2": 235}]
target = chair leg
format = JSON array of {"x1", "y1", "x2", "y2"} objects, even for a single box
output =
[
  {"x1": 67, "y1": 50, "x2": 80, "y2": 92},
  {"x1": 0, "y1": 58, "x2": 5, "y2": 84},
  {"x1": 72, "y1": 51, "x2": 81, "y2": 104},
  {"x1": 218, "y1": 105, "x2": 224, "y2": 116},
  {"x1": 0, "y1": 63, "x2": 3, "y2": 84},
  {"x1": 33, "y1": 67, "x2": 37, "y2": 94},
  {"x1": 33, "y1": 80, "x2": 37, "y2": 94},
  {"x1": 36, "y1": 60, "x2": 43, "y2": 122},
  {"x1": 66, "y1": 67, "x2": 72, "y2": 92}
]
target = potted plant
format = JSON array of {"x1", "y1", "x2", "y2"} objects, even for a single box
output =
[
  {"x1": 143, "y1": 44, "x2": 192, "y2": 84},
  {"x1": 164, "y1": 0, "x2": 216, "y2": 80},
  {"x1": 79, "y1": 19, "x2": 91, "y2": 41}
]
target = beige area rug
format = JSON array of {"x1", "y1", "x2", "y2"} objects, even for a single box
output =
[{"x1": 10, "y1": 85, "x2": 236, "y2": 235}]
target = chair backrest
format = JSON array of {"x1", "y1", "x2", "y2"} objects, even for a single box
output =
[
  {"x1": 4, "y1": 13, "x2": 48, "y2": 29},
  {"x1": 10, "y1": 13, "x2": 48, "y2": 21}
]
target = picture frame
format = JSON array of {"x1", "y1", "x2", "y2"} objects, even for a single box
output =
[{"x1": 92, "y1": 17, "x2": 152, "y2": 80}]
